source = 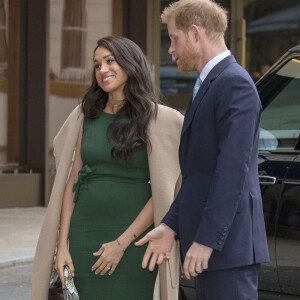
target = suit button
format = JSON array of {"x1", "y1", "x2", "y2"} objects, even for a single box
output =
[
  {"x1": 219, "y1": 236, "x2": 224, "y2": 240},
  {"x1": 217, "y1": 240, "x2": 222, "y2": 245},
  {"x1": 223, "y1": 226, "x2": 228, "y2": 231},
  {"x1": 221, "y1": 231, "x2": 226, "y2": 236}
]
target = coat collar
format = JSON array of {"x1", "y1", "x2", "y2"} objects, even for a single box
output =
[{"x1": 181, "y1": 55, "x2": 237, "y2": 138}]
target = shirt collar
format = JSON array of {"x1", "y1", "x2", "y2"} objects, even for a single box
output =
[{"x1": 199, "y1": 50, "x2": 231, "y2": 82}]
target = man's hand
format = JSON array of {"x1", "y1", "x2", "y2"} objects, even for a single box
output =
[
  {"x1": 135, "y1": 224, "x2": 175, "y2": 271},
  {"x1": 183, "y1": 242, "x2": 213, "y2": 279}
]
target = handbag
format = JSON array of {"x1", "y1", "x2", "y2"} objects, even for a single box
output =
[
  {"x1": 49, "y1": 266, "x2": 80, "y2": 300},
  {"x1": 179, "y1": 273, "x2": 197, "y2": 300},
  {"x1": 49, "y1": 271, "x2": 63, "y2": 300}
]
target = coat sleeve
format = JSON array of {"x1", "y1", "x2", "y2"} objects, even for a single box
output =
[
  {"x1": 159, "y1": 113, "x2": 183, "y2": 235},
  {"x1": 53, "y1": 105, "x2": 81, "y2": 169},
  {"x1": 31, "y1": 106, "x2": 82, "y2": 300},
  {"x1": 194, "y1": 74, "x2": 261, "y2": 251},
  {"x1": 148, "y1": 105, "x2": 183, "y2": 297}
]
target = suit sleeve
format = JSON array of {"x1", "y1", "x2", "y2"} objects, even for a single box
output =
[
  {"x1": 161, "y1": 192, "x2": 181, "y2": 236},
  {"x1": 194, "y1": 75, "x2": 261, "y2": 251},
  {"x1": 161, "y1": 150, "x2": 182, "y2": 236}
]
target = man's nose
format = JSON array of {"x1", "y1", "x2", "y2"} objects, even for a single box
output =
[{"x1": 168, "y1": 43, "x2": 174, "y2": 55}]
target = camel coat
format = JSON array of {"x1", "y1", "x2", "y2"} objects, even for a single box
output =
[{"x1": 31, "y1": 104, "x2": 183, "y2": 300}]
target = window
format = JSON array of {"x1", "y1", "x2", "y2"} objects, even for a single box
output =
[
  {"x1": 244, "y1": 0, "x2": 300, "y2": 82},
  {"x1": 61, "y1": 0, "x2": 87, "y2": 79},
  {"x1": 259, "y1": 58, "x2": 300, "y2": 151},
  {"x1": 0, "y1": 0, "x2": 7, "y2": 77}
]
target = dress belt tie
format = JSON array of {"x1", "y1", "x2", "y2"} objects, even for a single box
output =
[{"x1": 72, "y1": 165, "x2": 93, "y2": 203}]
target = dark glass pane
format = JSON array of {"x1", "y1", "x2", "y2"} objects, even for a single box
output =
[
  {"x1": 258, "y1": 58, "x2": 300, "y2": 151},
  {"x1": 244, "y1": 0, "x2": 300, "y2": 81}
]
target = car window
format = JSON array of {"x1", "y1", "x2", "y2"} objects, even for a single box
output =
[{"x1": 259, "y1": 58, "x2": 300, "y2": 151}]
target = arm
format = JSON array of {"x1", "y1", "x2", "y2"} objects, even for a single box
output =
[
  {"x1": 133, "y1": 192, "x2": 180, "y2": 271},
  {"x1": 91, "y1": 196, "x2": 155, "y2": 275},
  {"x1": 54, "y1": 122, "x2": 83, "y2": 288},
  {"x1": 134, "y1": 174, "x2": 182, "y2": 271},
  {"x1": 134, "y1": 108, "x2": 183, "y2": 271},
  {"x1": 160, "y1": 176, "x2": 181, "y2": 235}
]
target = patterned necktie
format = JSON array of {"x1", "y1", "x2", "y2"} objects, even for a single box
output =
[{"x1": 192, "y1": 77, "x2": 202, "y2": 101}]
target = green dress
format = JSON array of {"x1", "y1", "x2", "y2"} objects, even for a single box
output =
[{"x1": 69, "y1": 111, "x2": 157, "y2": 300}]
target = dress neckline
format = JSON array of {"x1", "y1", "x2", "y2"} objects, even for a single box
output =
[{"x1": 102, "y1": 110, "x2": 116, "y2": 116}]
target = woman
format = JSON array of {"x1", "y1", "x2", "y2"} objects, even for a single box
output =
[{"x1": 32, "y1": 36, "x2": 183, "y2": 300}]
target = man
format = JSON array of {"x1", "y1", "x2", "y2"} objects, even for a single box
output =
[{"x1": 135, "y1": 0, "x2": 270, "y2": 299}]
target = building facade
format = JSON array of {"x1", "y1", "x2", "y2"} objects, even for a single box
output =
[{"x1": 0, "y1": 0, "x2": 300, "y2": 207}]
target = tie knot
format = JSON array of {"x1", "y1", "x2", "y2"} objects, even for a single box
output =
[{"x1": 192, "y1": 77, "x2": 202, "y2": 101}]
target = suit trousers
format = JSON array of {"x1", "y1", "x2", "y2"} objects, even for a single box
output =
[{"x1": 194, "y1": 264, "x2": 260, "y2": 300}]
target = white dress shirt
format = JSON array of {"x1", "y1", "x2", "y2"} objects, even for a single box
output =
[{"x1": 199, "y1": 50, "x2": 231, "y2": 83}]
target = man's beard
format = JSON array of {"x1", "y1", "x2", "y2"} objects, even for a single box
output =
[{"x1": 177, "y1": 40, "x2": 199, "y2": 72}]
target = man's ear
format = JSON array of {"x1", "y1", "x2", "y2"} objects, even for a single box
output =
[{"x1": 189, "y1": 25, "x2": 201, "y2": 43}]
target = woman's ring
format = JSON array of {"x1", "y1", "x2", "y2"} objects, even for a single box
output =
[
  {"x1": 106, "y1": 266, "x2": 111, "y2": 270},
  {"x1": 196, "y1": 264, "x2": 201, "y2": 267}
]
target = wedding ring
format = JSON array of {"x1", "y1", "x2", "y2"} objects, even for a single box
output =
[
  {"x1": 196, "y1": 264, "x2": 201, "y2": 267},
  {"x1": 106, "y1": 266, "x2": 111, "y2": 270}
]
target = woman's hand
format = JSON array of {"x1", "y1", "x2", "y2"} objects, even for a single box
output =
[
  {"x1": 91, "y1": 240, "x2": 125, "y2": 276},
  {"x1": 54, "y1": 247, "x2": 75, "y2": 289}
]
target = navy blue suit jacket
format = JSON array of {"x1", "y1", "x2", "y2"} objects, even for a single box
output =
[{"x1": 162, "y1": 55, "x2": 270, "y2": 271}]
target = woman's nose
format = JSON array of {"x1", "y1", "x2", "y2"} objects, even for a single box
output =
[{"x1": 99, "y1": 63, "x2": 108, "y2": 73}]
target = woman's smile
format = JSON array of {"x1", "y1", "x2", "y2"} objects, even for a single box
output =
[{"x1": 102, "y1": 75, "x2": 115, "y2": 83}]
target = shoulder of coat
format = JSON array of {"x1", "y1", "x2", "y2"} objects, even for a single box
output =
[
  {"x1": 53, "y1": 105, "x2": 83, "y2": 146},
  {"x1": 69, "y1": 105, "x2": 83, "y2": 122},
  {"x1": 156, "y1": 104, "x2": 184, "y2": 124}
]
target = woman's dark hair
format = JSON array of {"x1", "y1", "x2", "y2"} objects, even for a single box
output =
[{"x1": 82, "y1": 36, "x2": 161, "y2": 161}]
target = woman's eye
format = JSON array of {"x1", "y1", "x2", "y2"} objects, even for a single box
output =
[
  {"x1": 94, "y1": 64, "x2": 100, "y2": 70},
  {"x1": 107, "y1": 59, "x2": 114, "y2": 64}
]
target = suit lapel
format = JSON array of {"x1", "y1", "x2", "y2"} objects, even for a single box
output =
[
  {"x1": 181, "y1": 55, "x2": 236, "y2": 139},
  {"x1": 181, "y1": 79, "x2": 211, "y2": 137}
]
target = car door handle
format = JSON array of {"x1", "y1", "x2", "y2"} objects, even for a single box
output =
[{"x1": 259, "y1": 175, "x2": 277, "y2": 185}]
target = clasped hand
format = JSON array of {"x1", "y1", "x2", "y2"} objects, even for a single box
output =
[{"x1": 91, "y1": 240, "x2": 125, "y2": 276}]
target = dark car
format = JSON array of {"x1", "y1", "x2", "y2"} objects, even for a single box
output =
[{"x1": 179, "y1": 45, "x2": 300, "y2": 300}]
